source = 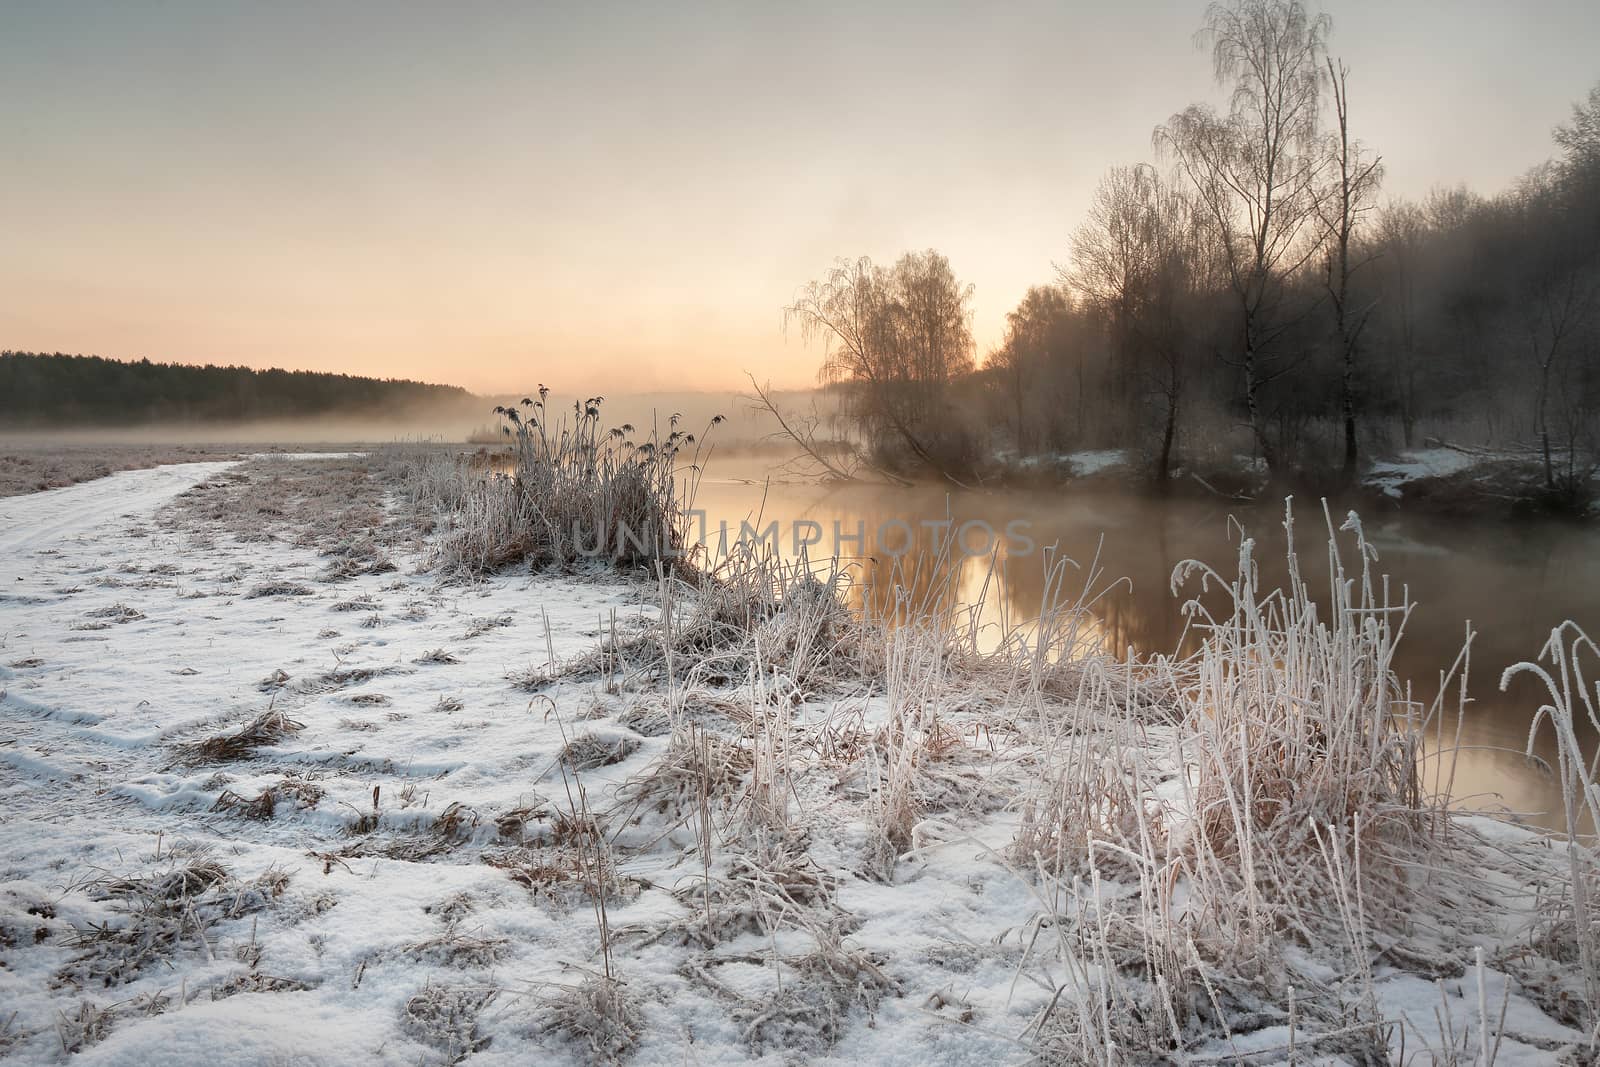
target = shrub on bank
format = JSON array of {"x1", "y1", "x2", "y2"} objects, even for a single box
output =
[{"x1": 439, "y1": 390, "x2": 720, "y2": 575}]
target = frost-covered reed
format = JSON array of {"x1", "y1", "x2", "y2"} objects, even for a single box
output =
[
  {"x1": 1503, "y1": 621, "x2": 1600, "y2": 1023},
  {"x1": 435, "y1": 391, "x2": 719, "y2": 575}
]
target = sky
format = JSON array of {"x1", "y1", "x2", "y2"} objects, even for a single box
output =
[{"x1": 2, "y1": 0, "x2": 1596, "y2": 395}]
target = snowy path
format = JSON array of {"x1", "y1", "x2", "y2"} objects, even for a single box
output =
[
  {"x1": 0, "y1": 457, "x2": 696, "y2": 1064},
  {"x1": 0, "y1": 461, "x2": 237, "y2": 562}
]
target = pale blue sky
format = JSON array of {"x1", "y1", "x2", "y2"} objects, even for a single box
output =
[{"x1": 2, "y1": 1, "x2": 1595, "y2": 391}]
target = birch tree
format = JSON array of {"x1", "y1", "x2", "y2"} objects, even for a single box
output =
[
  {"x1": 1317, "y1": 58, "x2": 1383, "y2": 482},
  {"x1": 1156, "y1": 0, "x2": 1330, "y2": 477}
]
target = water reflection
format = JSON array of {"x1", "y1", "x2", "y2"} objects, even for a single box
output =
[{"x1": 690, "y1": 458, "x2": 1600, "y2": 833}]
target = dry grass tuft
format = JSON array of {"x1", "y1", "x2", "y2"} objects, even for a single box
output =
[
  {"x1": 401, "y1": 983, "x2": 497, "y2": 1064},
  {"x1": 461, "y1": 614, "x2": 514, "y2": 639},
  {"x1": 560, "y1": 733, "x2": 642, "y2": 771},
  {"x1": 257, "y1": 668, "x2": 291, "y2": 691},
  {"x1": 296, "y1": 665, "x2": 409, "y2": 694},
  {"x1": 101, "y1": 861, "x2": 229, "y2": 902},
  {"x1": 433, "y1": 801, "x2": 482, "y2": 843},
  {"x1": 431, "y1": 397, "x2": 720, "y2": 576},
  {"x1": 54, "y1": 861, "x2": 287, "y2": 991},
  {"x1": 615, "y1": 701, "x2": 672, "y2": 737},
  {"x1": 538, "y1": 974, "x2": 644, "y2": 1065},
  {"x1": 211, "y1": 778, "x2": 324, "y2": 820},
  {"x1": 493, "y1": 802, "x2": 550, "y2": 843},
  {"x1": 338, "y1": 801, "x2": 483, "y2": 862},
  {"x1": 1503, "y1": 621, "x2": 1600, "y2": 1034},
  {"x1": 83, "y1": 603, "x2": 144, "y2": 623},
  {"x1": 684, "y1": 930, "x2": 898, "y2": 1055},
  {"x1": 244, "y1": 581, "x2": 315, "y2": 599},
  {"x1": 615, "y1": 723, "x2": 750, "y2": 825},
  {"x1": 54, "y1": 999, "x2": 114, "y2": 1053},
  {"x1": 179, "y1": 710, "x2": 304, "y2": 764},
  {"x1": 1005, "y1": 506, "x2": 1527, "y2": 1060},
  {"x1": 398, "y1": 926, "x2": 509, "y2": 968},
  {"x1": 651, "y1": 832, "x2": 842, "y2": 949},
  {"x1": 482, "y1": 848, "x2": 644, "y2": 910},
  {"x1": 318, "y1": 534, "x2": 397, "y2": 582},
  {"x1": 210, "y1": 972, "x2": 315, "y2": 999}
]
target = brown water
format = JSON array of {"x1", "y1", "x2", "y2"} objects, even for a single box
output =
[{"x1": 690, "y1": 457, "x2": 1600, "y2": 833}]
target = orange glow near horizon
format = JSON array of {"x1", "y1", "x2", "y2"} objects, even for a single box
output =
[{"x1": 3, "y1": 1, "x2": 1597, "y2": 395}]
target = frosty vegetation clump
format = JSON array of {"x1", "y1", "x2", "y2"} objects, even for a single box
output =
[
  {"x1": 724, "y1": 513, "x2": 1592, "y2": 1056},
  {"x1": 1503, "y1": 623, "x2": 1600, "y2": 1022},
  {"x1": 177, "y1": 709, "x2": 304, "y2": 765},
  {"x1": 1011, "y1": 506, "x2": 1447, "y2": 1058},
  {"x1": 418, "y1": 389, "x2": 721, "y2": 576}
]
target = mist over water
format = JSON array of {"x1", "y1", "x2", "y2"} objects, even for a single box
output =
[
  {"x1": 691, "y1": 455, "x2": 1600, "y2": 833},
  {"x1": 0, "y1": 389, "x2": 779, "y2": 449}
]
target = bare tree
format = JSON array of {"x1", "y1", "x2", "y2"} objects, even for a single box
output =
[
  {"x1": 1316, "y1": 57, "x2": 1383, "y2": 482},
  {"x1": 1069, "y1": 164, "x2": 1160, "y2": 407},
  {"x1": 743, "y1": 374, "x2": 912, "y2": 485},
  {"x1": 1370, "y1": 202, "x2": 1427, "y2": 447},
  {"x1": 1156, "y1": 0, "x2": 1330, "y2": 477},
  {"x1": 1550, "y1": 343, "x2": 1600, "y2": 492},
  {"x1": 1553, "y1": 80, "x2": 1600, "y2": 178},
  {"x1": 1142, "y1": 182, "x2": 1218, "y2": 486},
  {"x1": 890, "y1": 249, "x2": 977, "y2": 419},
  {"x1": 990, "y1": 285, "x2": 1075, "y2": 454},
  {"x1": 1523, "y1": 257, "x2": 1599, "y2": 491},
  {"x1": 784, "y1": 252, "x2": 977, "y2": 485},
  {"x1": 1069, "y1": 165, "x2": 1212, "y2": 485}
]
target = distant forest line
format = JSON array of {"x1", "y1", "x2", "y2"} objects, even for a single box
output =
[{"x1": 0, "y1": 352, "x2": 477, "y2": 427}]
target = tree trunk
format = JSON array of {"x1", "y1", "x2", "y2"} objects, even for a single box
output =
[
  {"x1": 1013, "y1": 372, "x2": 1026, "y2": 456},
  {"x1": 1336, "y1": 284, "x2": 1358, "y2": 481},
  {"x1": 1542, "y1": 426, "x2": 1554, "y2": 491},
  {"x1": 1343, "y1": 411, "x2": 1358, "y2": 477},
  {"x1": 1156, "y1": 394, "x2": 1178, "y2": 493},
  {"x1": 1538, "y1": 359, "x2": 1554, "y2": 490},
  {"x1": 1242, "y1": 321, "x2": 1278, "y2": 477},
  {"x1": 1076, "y1": 360, "x2": 1086, "y2": 444},
  {"x1": 1399, "y1": 364, "x2": 1416, "y2": 448}
]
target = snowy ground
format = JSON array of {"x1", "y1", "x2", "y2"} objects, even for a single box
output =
[
  {"x1": 1365, "y1": 449, "x2": 1486, "y2": 499},
  {"x1": 0, "y1": 460, "x2": 1040, "y2": 1064},
  {"x1": 0, "y1": 458, "x2": 1592, "y2": 1065},
  {"x1": 0, "y1": 444, "x2": 247, "y2": 500},
  {"x1": 1008, "y1": 449, "x2": 1130, "y2": 479}
]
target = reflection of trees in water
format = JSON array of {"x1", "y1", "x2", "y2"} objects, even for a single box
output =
[{"x1": 699, "y1": 476, "x2": 1596, "y2": 672}]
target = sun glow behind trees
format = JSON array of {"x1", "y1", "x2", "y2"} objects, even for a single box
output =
[{"x1": 789, "y1": 0, "x2": 1600, "y2": 504}]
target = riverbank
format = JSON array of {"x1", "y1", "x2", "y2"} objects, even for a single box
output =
[
  {"x1": 982, "y1": 444, "x2": 1598, "y2": 521},
  {"x1": 0, "y1": 453, "x2": 1595, "y2": 1064}
]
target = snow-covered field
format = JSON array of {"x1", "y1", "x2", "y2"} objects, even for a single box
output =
[{"x1": 1, "y1": 457, "x2": 1595, "y2": 1065}]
